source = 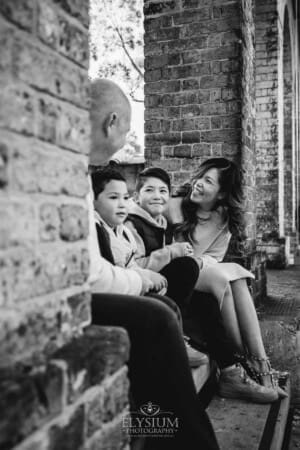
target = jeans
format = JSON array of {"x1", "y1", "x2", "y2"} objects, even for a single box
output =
[{"x1": 92, "y1": 293, "x2": 219, "y2": 450}]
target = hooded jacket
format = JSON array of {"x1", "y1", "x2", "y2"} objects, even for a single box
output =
[{"x1": 125, "y1": 201, "x2": 187, "y2": 272}]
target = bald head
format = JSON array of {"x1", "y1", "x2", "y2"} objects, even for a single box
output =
[{"x1": 90, "y1": 79, "x2": 131, "y2": 166}]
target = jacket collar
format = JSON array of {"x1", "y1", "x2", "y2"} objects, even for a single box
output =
[{"x1": 128, "y1": 199, "x2": 168, "y2": 229}]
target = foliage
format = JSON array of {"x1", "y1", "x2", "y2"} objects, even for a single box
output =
[{"x1": 89, "y1": 0, "x2": 144, "y2": 105}]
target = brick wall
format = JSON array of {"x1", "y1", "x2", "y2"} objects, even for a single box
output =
[
  {"x1": 254, "y1": 0, "x2": 284, "y2": 267},
  {"x1": 283, "y1": 10, "x2": 293, "y2": 235},
  {"x1": 144, "y1": 0, "x2": 266, "y2": 302},
  {"x1": 255, "y1": 0, "x2": 300, "y2": 267},
  {"x1": 0, "y1": 1, "x2": 129, "y2": 449}
]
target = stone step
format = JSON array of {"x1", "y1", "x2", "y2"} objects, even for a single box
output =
[{"x1": 208, "y1": 376, "x2": 291, "y2": 450}]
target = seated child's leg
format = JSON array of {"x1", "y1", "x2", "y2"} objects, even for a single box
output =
[
  {"x1": 186, "y1": 291, "x2": 236, "y2": 369},
  {"x1": 160, "y1": 256, "x2": 199, "y2": 309}
]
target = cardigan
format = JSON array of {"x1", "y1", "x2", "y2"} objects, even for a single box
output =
[{"x1": 165, "y1": 197, "x2": 254, "y2": 308}]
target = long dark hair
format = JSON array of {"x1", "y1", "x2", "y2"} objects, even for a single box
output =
[{"x1": 174, "y1": 158, "x2": 245, "y2": 241}]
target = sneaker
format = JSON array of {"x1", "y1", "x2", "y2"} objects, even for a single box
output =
[
  {"x1": 218, "y1": 364, "x2": 279, "y2": 404},
  {"x1": 184, "y1": 339, "x2": 209, "y2": 368}
]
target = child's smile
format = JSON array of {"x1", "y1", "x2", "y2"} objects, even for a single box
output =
[{"x1": 136, "y1": 177, "x2": 170, "y2": 219}]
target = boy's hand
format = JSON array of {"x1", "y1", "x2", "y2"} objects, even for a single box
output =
[
  {"x1": 169, "y1": 242, "x2": 194, "y2": 258},
  {"x1": 139, "y1": 270, "x2": 168, "y2": 295}
]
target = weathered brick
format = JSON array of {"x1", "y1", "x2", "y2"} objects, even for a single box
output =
[
  {"x1": 39, "y1": 204, "x2": 60, "y2": 242},
  {"x1": 0, "y1": 0, "x2": 34, "y2": 31},
  {"x1": 148, "y1": 158, "x2": 181, "y2": 172},
  {"x1": 0, "y1": 142, "x2": 8, "y2": 188},
  {"x1": 85, "y1": 412, "x2": 129, "y2": 450},
  {"x1": 0, "y1": 289, "x2": 90, "y2": 365},
  {"x1": 195, "y1": 117, "x2": 211, "y2": 130},
  {"x1": 144, "y1": 80, "x2": 180, "y2": 94},
  {"x1": 145, "y1": 132, "x2": 181, "y2": 146},
  {"x1": 181, "y1": 157, "x2": 202, "y2": 171},
  {"x1": 53, "y1": 326, "x2": 129, "y2": 402},
  {"x1": 144, "y1": 16, "x2": 172, "y2": 32},
  {"x1": 200, "y1": 129, "x2": 241, "y2": 143},
  {"x1": 162, "y1": 37, "x2": 207, "y2": 54},
  {"x1": 144, "y1": 1, "x2": 177, "y2": 17},
  {"x1": 182, "y1": 131, "x2": 200, "y2": 144},
  {"x1": 182, "y1": 78, "x2": 199, "y2": 90},
  {"x1": 182, "y1": 44, "x2": 239, "y2": 64},
  {"x1": 86, "y1": 367, "x2": 129, "y2": 437},
  {"x1": 163, "y1": 62, "x2": 210, "y2": 80},
  {"x1": 162, "y1": 91, "x2": 199, "y2": 106},
  {"x1": 174, "y1": 145, "x2": 192, "y2": 158},
  {"x1": 144, "y1": 68, "x2": 162, "y2": 82},
  {"x1": 144, "y1": 147, "x2": 162, "y2": 160},
  {"x1": 0, "y1": 83, "x2": 36, "y2": 136},
  {"x1": 182, "y1": 0, "x2": 211, "y2": 9},
  {"x1": 161, "y1": 119, "x2": 172, "y2": 133},
  {"x1": 180, "y1": 16, "x2": 240, "y2": 38},
  {"x1": 181, "y1": 105, "x2": 201, "y2": 118},
  {"x1": 146, "y1": 26, "x2": 181, "y2": 43},
  {"x1": 0, "y1": 201, "x2": 36, "y2": 249},
  {"x1": 0, "y1": 19, "x2": 14, "y2": 75},
  {"x1": 13, "y1": 37, "x2": 90, "y2": 108},
  {"x1": 37, "y1": 95, "x2": 90, "y2": 153},
  {"x1": 213, "y1": 3, "x2": 240, "y2": 20},
  {"x1": 0, "y1": 244, "x2": 89, "y2": 305},
  {"x1": 67, "y1": 291, "x2": 91, "y2": 329},
  {"x1": 172, "y1": 118, "x2": 195, "y2": 131},
  {"x1": 52, "y1": 0, "x2": 89, "y2": 28},
  {"x1": 37, "y1": 0, "x2": 89, "y2": 67},
  {"x1": 173, "y1": 8, "x2": 211, "y2": 25},
  {"x1": 192, "y1": 143, "x2": 212, "y2": 157},
  {"x1": 49, "y1": 405, "x2": 85, "y2": 450},
  {"x1": 59, "y1": 205, "x2": 89, "y2": 242},
  {"x1": 5, "y1": 135, "x2": 89, "y2": 197},
  {"x1": 0, "y1": 374, "x2": 43, "y2": 448},
  {"x1": 173, "y1": 171, "x2": 192, "y2": 185}
]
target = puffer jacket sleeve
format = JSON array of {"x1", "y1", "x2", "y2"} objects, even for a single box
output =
[{"x1": 125, "y1": 220, "x2": 175, "y2": 272}]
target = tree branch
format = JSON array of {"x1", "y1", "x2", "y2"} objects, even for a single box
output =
[
  {"x1": 114, "y1": 25, "x2": 144, "y2": 79},
  {"x1": 102, "y1": 0, "x2": 143, "y2": 79}
]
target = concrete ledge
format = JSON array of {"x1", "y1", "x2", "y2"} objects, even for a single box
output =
[{"x1": 208, "y1": 377, "x2": 291, "y2": 450}]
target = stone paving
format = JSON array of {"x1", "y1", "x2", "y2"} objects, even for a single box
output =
[{"x1": 263, "y1": 262, "x2": 300, "y2": 449}]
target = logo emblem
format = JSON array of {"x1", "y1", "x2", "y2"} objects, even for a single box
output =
[{"x1": 140, "y1": 401, "x2": 160, "y2": 416}]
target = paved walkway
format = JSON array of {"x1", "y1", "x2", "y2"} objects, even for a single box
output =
[
  {"x1": 264, "y1": 263, "x2": 300, "y2": 449},
  {"x1": 259, "y1": 263, "x2": 300, "y2": 318}
]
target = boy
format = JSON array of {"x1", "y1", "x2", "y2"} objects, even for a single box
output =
[{"x1": 91, "y1": 165, "x2": 206, "y2": 367}]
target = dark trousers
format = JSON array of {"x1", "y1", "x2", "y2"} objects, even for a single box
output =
[
  {"x1": 92, "y1": 293, "x2": 219, "y2": 450},
  {"x1": 185, "y1": 292, "x2": 236, "y2": 369},
  {"x1": 160, "y1": 257, "x2": 236, "y2": 369},
  {"x1": 160, "y1": 256, "x2": 200, "y2": 309}
]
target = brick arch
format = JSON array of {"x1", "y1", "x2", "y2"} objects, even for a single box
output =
[
  {"x1": 277, "y1": 0, "x2": 300, "y2": 263},
  {"x1": 255, "y1": 0, "x2": 299, "y2": 266}
]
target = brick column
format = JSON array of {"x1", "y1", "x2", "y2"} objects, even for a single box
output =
[
  {"x1": 255, "y1": 0, "x2": 284, "y2": 266},
  {"x1": 144, "y1": 0, "x2": 266, "y2": 301},
  {"x1": 255, "y1": 0, "x2": 299, "y2": 267},
  {"x1": 0, "y1": 1, "x2": 129, "y2": 448}
]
